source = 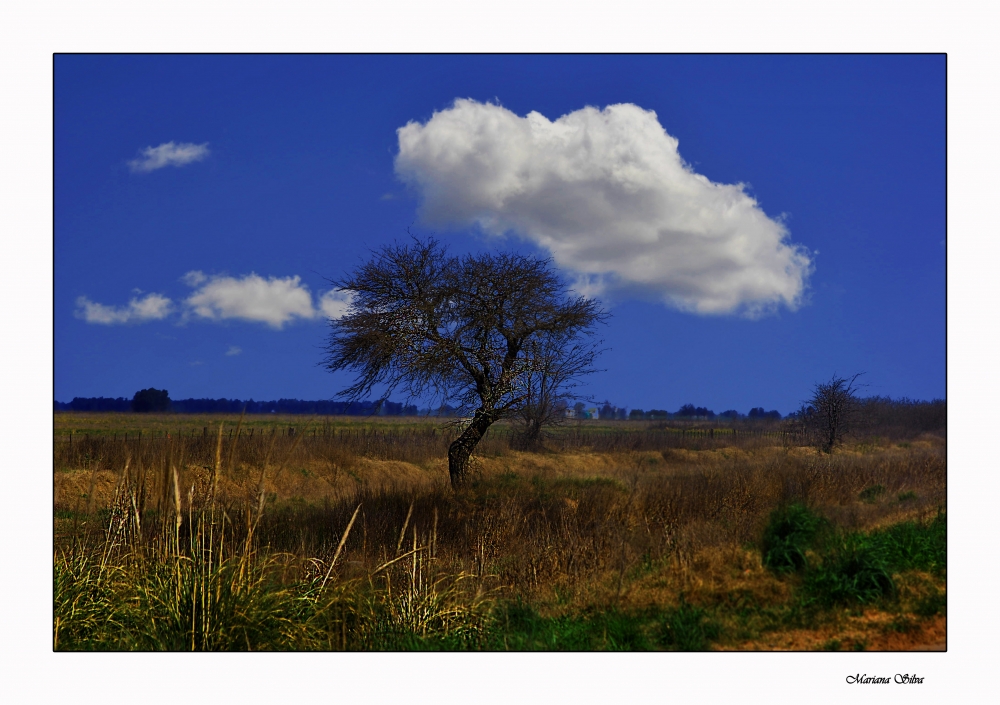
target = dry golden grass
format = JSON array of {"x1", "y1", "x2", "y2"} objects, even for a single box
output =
[{"x1": 53, "y1": 415, "x2": 946, "y2": 650}]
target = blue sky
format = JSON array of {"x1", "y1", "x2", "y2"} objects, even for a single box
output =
[{"x1": 55, "y1": 55, "x2": 945, "y2": 414}]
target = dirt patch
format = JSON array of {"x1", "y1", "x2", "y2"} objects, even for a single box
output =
[{"x1": 720, "y1": 614, "x2": 946, "y2": 651}]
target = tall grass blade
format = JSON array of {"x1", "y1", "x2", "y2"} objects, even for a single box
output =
[
  {"x1": 321, "y1": 504, "x2": 361, "y2": 590},
  {"x1": 397, "y1": 501, "x2": 414, "y2": 554}
]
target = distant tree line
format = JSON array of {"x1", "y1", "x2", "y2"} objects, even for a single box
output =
[
  {"x1": 55, "y1": 395, "x2": 419, "y2": 416},
  {"x1": 626, "y1": 404, "x2": 782, "y2": 421},
  {"x1": 852, "y1": 396, "x2": 946, "y2": 436},
  {"x1": 55, "y1": 397, "x2": 134, "y2": 412},
  {"x1": 54, "y1": 392, "x2": 944, "y2": 438},
  {"x1": 788, "y1": 391, "x2": 946, "y2": 447}
]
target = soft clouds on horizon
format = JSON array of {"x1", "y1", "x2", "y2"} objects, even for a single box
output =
[
  {"x1": 129, "y1": 141, "x2": 210, "y2": 173},
  {"x1": 395, "y1": 99, "x2": 813, "y2": 316},
  {"x1": 75, "y1": 273, "x2": 352, "y2": 328}
]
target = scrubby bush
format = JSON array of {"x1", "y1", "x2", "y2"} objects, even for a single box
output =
[{"x1": 762, "y1": 504, "x2": 828, "y2": 573}]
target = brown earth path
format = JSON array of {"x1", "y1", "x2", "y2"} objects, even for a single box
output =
[{"x1": 909, "y1": 641, "x2": 946, "y2": 651}]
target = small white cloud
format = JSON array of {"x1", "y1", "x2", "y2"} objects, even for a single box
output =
[
  {"x1": 568, "y1": 273, "x2": 611, "y2": 301},
  {"x1": 182, "y1": 270, "x2": 207, "y2": 286},
  {"x1": 129, "y1": 293, "x2": 174, "y2": 320},
  {"x1": 225, "y1": 345, "x2": 242, "y2": 356},
  {"x1": 129, "y1": 141, "x2": 210, "y2": 173},
  {"x1": 183, "y1": 272, "x2": 318, "y2": 329},
  {"x1": 79, "y1": 273, "x2": 345, "y2": 329},
  {"x1": 75, "y1": 293, "x2": 173, "y2": 324},
  {"x1": 395, "y1": 99, "x2": 813, "y2": 316},
  {"x1": 380, "y1": 193, "x2": 397, "y2": 200},
  {"x1": 190, "y1": 360, "x2": 205, "y2": 366},
  {"x1": 318, "y1": 289, "x2": 354, "y2": 319}
]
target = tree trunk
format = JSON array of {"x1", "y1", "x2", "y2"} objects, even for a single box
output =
[
  {"x1": 448, "y1": 408, "x2": 498, "y2": 488},
  {"x1": 519, "y1": 418, "x2": 544, "y2": 451}
]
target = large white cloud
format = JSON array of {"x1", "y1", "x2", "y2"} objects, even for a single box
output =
[
  {"x1": 129, "y1": 141, "x2": 210, "y2": 173},
  {"x1": 395, "y1": 99, "x2": 813, "y2": 316},
  {"x1": 75, "y1": 293, "x2": 173, "y2": 324},
  {"x1": 183, "y1": 271, "x2": 319, "y2": 329}
]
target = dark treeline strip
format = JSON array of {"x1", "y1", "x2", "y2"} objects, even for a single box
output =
[
  {"x1": 54, "y1": 397, "x2": 946, "y2": 440},
  {"x1": 851, "y1": 397, "x2": 947, "y2": 438},
  {"x1": 57, "y1": 397, "x2": 133, "y2": 412},
  {"x1": 54, "y1": 397, "x2": 420, "y2": 416}
]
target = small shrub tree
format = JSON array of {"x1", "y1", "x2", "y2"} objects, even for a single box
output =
[
  {"x1": 804, "y1": 373, "x2": 865, "y2": 452},
  {"x1": 512, "y1": 331, "x2": 602, "y2": 449},
  {"x1": 131, "y1": 388, "x2": 171, "y2": 413}
]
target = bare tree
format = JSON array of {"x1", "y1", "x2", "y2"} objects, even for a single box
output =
[
  {"x1": 512, "y1": 331, "x2": 602, "y2": 449},
  {"x1": 323, "y1": 238, "x2": 607, "y2": 487},
  {"x1": 805, "y1": 373, "x2": 866, "y2": 452}
]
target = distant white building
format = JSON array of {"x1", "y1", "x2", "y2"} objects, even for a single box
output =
[{"x1": 563, "y1": 407, "x2": 599, "y2": 419}]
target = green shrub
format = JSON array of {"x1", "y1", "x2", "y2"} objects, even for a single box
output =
[
  {"x1": 858, "y1": 485, "x2": 886, "y2": 503},
  {"x1": 867, "y1": 512, "x2": 946, "y2": 575},
  {"x1": 804, "y1": 543, "x2": 895, "y2": 606},
  {"x1": 762, "y1": 504, "x2": 828, "y2": 573},
  {"x1": 797, "y1": 513, "x2": 944, "y2": 609}
]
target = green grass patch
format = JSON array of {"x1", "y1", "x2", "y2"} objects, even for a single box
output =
[
  {"x1": 858, "y1": 485, "x2": 886, "y2": 503},
  {"x1": 759, "y1": 507, "x2": 945, "y2": 611},
  {"x1": 804, "y1": 543, "x2": 895, "y2": 606},
  {"x1": 455, "y1": 600, "x2": 720, "y2": 651},
  {"x1": 865, "y1": 512, "x2": 946, "y2": 575},
  {"x1": 762, "y1": 504, "x2": 829, "y2": 574},
  {"x1": 799, "y1": 512, "x2": 945, "y2": 608}
]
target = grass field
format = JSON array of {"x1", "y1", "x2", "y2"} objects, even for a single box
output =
[{"x1": 53, "y1": 412, "x2": 946, "y2": 651}]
